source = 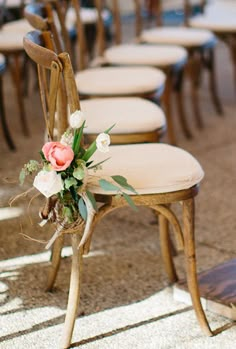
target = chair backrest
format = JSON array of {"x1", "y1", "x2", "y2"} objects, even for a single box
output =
[
  {"x1": 25, "y1": 1, "x2": 88, "y2": 70},
  {"x1": 93, "y1": 0, "x2": 143, "y2": 54},
  {"x1": 183, "y1": 0, "x2": 206, "y2": 25},
  {"x1": 23, "y1": 29, "x2": 81, "y2": 140},
  {"x1": 24, "y1": 2, "x2": 65, "y2": 53},
  {"x1": 146, "y1": 0, "x2": 206, "y2": 27}
]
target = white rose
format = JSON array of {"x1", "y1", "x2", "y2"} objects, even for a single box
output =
[
  {"x1": 96, "y1": 133, "x2": 110, "y2": 153},
  {"x1": 33, "y1": 170, "x2": 64, "y2": 198},
  {"x1": 69, "y1": 110, "x2": 85, "y2": 129}
]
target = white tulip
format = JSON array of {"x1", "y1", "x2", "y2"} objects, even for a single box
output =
[
  {"x1": 69, "y1": 110, "x2": 85, "y2": 129},
  {"x1": 33, "y1": 170, "x2": 64, "y2": 198},
  {"x1": 96, "y1": 133, "x2": 110, "y2": 153}
]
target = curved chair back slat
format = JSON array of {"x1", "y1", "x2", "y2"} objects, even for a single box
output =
[
  {"x1": 24, "y1": 2, "x2": 63, "y2": 53},
  {"x1": 23, "y1": 30, "x2": 72, "y2": 139}
]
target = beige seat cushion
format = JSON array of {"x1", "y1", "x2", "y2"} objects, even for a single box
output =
[
  {"x1": 75, "y1": 67, "x2": 166, "y2": 96},
  {"x1": 190, "y1": 14, "x2": 236, "y2": 33},
  {"x1": 0, "y1": 32, "x2": 24, "y2": 51},
  {"x1": 0, "y1": 54, "x2": 5, "y2": 66},
  {"x1": 81, "y1": 97, "x2": 166, "y2": 134},
  {"x1": 88, "y1": 143, "x2": 204, "y2": 195},
  {"x1": 141, "y1": 27, "x2": 216, "y2": 48},
  {"x1": 104, "y1": 44, "x2": 187, "y2": 68},
  {"x1": 5, "y1": 0, "x2": 30, "y2": 8},
  {"x1": 2, "y1": 19, "x2": 32, "y2": 33}
]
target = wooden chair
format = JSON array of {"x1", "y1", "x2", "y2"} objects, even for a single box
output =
[
  {"x1": 23, "y1": 28, "x2": 214, "y2": 348},
  {"x1": 24, "y1": 1, "x2": 167, "y2": 145},
  {"x1": 93, "y1": 0, "x2": 192, "y2": 144},
  {"x1": 187, "y1": 0, "x2": 236, "y2": 92},
  {"x1": 0, "y1": 0, "x2": 32, "y2": 139},
  {"x1": 0, "y1": 52, "x2": 15, "y2": 150},
  {"x1": 139, "y1": 0, "x2": 223, "y2": 129}
]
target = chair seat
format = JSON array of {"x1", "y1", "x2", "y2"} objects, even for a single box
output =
[
  {"x1": 104, "y1": 44, "x2": 188, "y2": 69},
  {"x1": 81, "y1": 97, "x2": 166, "y2": 134},
  {"x1": 0, "y1": 32, "x2": 24, "y2": 51},
  {"x1": 190, "y1": 14, "x2": 236, "y2": 34},
  {"x1": 2, "y1": 19, "x2": 32, "y2": 33},
  {"x1": 141, "y1": 27, "x2": 216, "y2": 48},
  {"x1": 0, "y1": 54, "x2": 6, "y2": 73},
  {"x1": 88, "y1": 143, "x2": 204, "y2": 195},
  {"x1": 75, "y1": 66, "x2": 166, "y2": 96},
  {"x1": 5, "y1": 0, "x2": 30, "y2": 8}
]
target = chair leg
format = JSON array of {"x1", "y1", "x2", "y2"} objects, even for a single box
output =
[
  {"x1": 62, "y1": 234, "x2": 83, "y2": 349},
  {"x1": 207, "y1": 48, "x2": 223, "y2": 115},
  {"x1": 174, "y1": 69, "x2": 193, "y2": 139},
  {"x1": 162, "y1": 73, "x2": 177, "y2": 145},
  {"x1": 46, "y1": 235, "x2": 64, "y2": 292},
  {"x1": 0, "y1": 75, "x2": 16, "y2": 150},
  {"x1": 159, "y1": 214, "x2": 178, "y2": 283},
  {"x1": 182, "y1": 198, "x2": 213, "y2": 336},
  {"x1": 230, "y1": 38, "x2": 236, "y2": 93},
  {"x1": 188, "y1": 55, "x2": 204, "y2": 129},
  {"x1": 9, "y1": 52, "x2": 29, "y2": 137}
]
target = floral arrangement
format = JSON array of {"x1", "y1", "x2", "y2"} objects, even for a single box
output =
[{"x1": 20, "y1": 110, "x2": 137, "y2": 249}]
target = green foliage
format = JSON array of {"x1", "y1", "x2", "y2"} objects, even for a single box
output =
[
  {"x1": 19, "y1": 160, "x2": 40, "y2": 185},
  {"x1": 86, "y1": 190, "x2": 97, "y2": 211},
  {"x1": 64, "y1": 177, "x2": 77, "y2": 190},
  {"x1": 111, "y1": 175, "x2": 137, "y2": 194},
  {"x1": 88, "y1": 157, "x2": 110, "y2": 170},
  {"x1": 73, "y1": 164, "x2": 85, "y2": 180},
  {"x1": 19, "y1": 169, "x2": 26, "y2": 186},
  {"x1": 72, "y1": 121, "x2": 86, "y2": 154},
  {"x1": 78, "y1": 197, "x2": 87, "y2": 220},
  {"x1": 62, "y1": 206, "x2": 73, "y2": 222},
  {"x1": 122, "y1": 192, "x2": 138, "y2": 211},
  {"x1": 98, "y1": 179, "x2": 120, "y2": 192}
]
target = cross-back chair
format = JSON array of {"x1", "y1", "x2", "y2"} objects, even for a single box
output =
[
  {"x1": 0, "y1": 52, "x2": 16, "y2": 150},
  {"x1": 24, "y1": 1, "x2": 167, "y2": 145},
  {"x1": 23, "y1": 28, "x2": 214, "y2": 348},
  {"x1": 186, "y1": 0, "x2": 236, "y2": 92},
  {"x1": 0, "y1": 0, "x2": 33, "y2": 143},
  {"x1": 93, "y1": 0, "x2": 192, "y2": 145},
  {"x1": 139, "y1": 0, "x2": 223, "y2": 129}
]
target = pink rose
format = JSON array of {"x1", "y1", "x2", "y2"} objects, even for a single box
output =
[{"x1": 42, "y1": 142, "x2": 74, "y2": 171}]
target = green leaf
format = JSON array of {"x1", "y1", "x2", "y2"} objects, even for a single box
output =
[
  {"x1": 86, "y1": 190, "x2": 97, "y2": 211},
  {"x1": 98, "y1": 179, "x2": 120, "y2": 192},
  {"x1": 73, "y1": 165, "x2": 85, "y2": 180},
  {"x1": 81, "y1": 140, "x2": 97, "y2": 162},
  {"x1": 88, "y1": 157, "x2": 110, "y2": 170},
  {"x1": 70, "y1": 186, "x2": 79, "y2": 204},
  {"x1": 122, "y1": 192, "x2": 138, "y2": 211},
  {"x1": 39, "y1": 150, "x2": 46, "y2": 161},
  {"x1": 86, "y1": 160, "x2": 93, "y2": 167},
  {"x1": 64, "y1": 177, "x2": 77, "y2": 190},
  {"x1": 19, "y1": 169, "x2": 26, "y2": 185},
  {"x1": 104, "y1": 123, "x2": 116, "y2": 134},
  {"x1": 111, "y1": 175, "x2": 138, "y2": 194},
  {"x1": 73, "y1": 120, "x2": 86, "y2": 154},
  {"x1": 63, "y1": 206, "x2": 73, "y2": 223},
  {"x1": 78, "y1": 197, "x2": 87, "y2": 220}
]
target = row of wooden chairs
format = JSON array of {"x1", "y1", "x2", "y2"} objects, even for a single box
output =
[{"x1": 2, "y1": 0, "x2": 235, "y2": 150}]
